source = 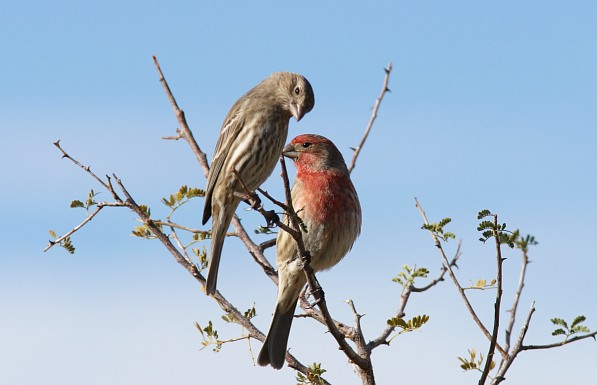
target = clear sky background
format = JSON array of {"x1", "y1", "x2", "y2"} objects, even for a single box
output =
[{"x1": 2, "y1": 1, "x2": 596, "y2": 384}]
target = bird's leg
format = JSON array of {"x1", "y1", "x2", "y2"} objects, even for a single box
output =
[
  {"x1": 307, "y1": 277, "x2": 325, "y2": 307},
  {"x1": 298, "y1": 251, "x2": 325, "y2": 307},
  {"x1": 232, "y1": 185, "x2": 279, "y2": 228}
]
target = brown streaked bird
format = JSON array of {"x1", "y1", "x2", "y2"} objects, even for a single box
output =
[{"x1": 202, "y1": 73, "x2": 315, "y2": 296}]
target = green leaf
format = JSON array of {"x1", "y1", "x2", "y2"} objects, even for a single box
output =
[
  {"x1": 571, "y1": 315, "x2": 587, "y2": 328},
  {"x1": 477, "y1": 221, "x2": 494, "y2": 231},
  {"x1": 551, "y1": 318, "x2": 568, "y2": 328},
  {"x1": 477, "y1": 209, "x2": 492, "y2": 219},
  {"x1": 552, "y1": 328, "x2": 566, "y2": 336}
]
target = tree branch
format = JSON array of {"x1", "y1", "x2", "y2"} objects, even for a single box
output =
[
  {"x1": 521, "y1": 331, "x2": 597, "y2": 351},
  {"x1": 44, "y1": 203, "x2": 107, "y2": 252},
  {"x1": 348, "y1": 62, "x2": 393, "y2": 173},
  {"x1": 415, "y1": 198, "x2": 507, "y2": 359},
  {"x1": 152, "y1": 55, "x2": 210, "y2": 176},
  {"x1": 503, "y1": 238, "x2": 530, "y2": 352},
  {"x1": 413, "y1": 240, "x2": 462, "y2": 292},
  {"x1": 492, "y1": 302, "x2": 536, "y2": 385},
  {"x1": 479, "y1": 214, "x2": 505, "y2": 385}
]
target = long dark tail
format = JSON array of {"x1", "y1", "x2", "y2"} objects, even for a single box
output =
[
  {"x1": 205, "y1": 201, "x2": 236, "y2": 296},
  {"x1": 257, "y1": 299, "x2": 298, "y2": 369}
]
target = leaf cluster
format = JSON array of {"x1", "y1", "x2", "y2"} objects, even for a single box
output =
[
  {"x1": 296, "y1": 362, "x2": 327, "y2": 385},
  {"x1": 386, "y1": 314, "x2": 430, "y2": 342},
  {"x1": 477, "y1": 209, "x2": 516, "y2": 248},
  {"x1": 457, "y1": 348, "x2": 495, "y2": 372},
  {"x1": 196, "y1": 320, "x2": 222, "y2": 352},
  {"x1": 387, "y1": 314, "x2": 429, "y2": 331},
  {"x1": 70, "y1": 189, "x2": 99, "y2": 212},
  {"x1": 551, "y1": 316, "x2": 591, "y2": 340},
  {"x1": 192, "y1": 246, "x2": 208, "y2": 270},
  {"x1": 131, "y1": 206, "x2": 160, "y2": 239},
  {"x1": 48, "y1": 229, "x2": 75, "y2": 254},
  {"x1": 421, "y1": 217, "x2": 455, "y2": 242},
  {"x1": 392, "y1": 264, "x2": 429, "y2": 287},
  {"x1": 466, "y1": 278, "x2": 497, "y2": 290},
  {"x1": 161, "y1": 185, "x2": 204, "y2": 210},
  {"x1": 515, "y1": 233, "x2": 538, "y2": 253},
  {"x1": 221, "y1": 304, "x2": 257, "y2": 324}
]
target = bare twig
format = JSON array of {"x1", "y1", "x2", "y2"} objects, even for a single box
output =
[
  {"x1": 367, "y1": 283, "x2": 412, "y2": 350},
  {"x1": 151, "y1": 220, "x2": 214, "y2": 236},
  {"x1": 53, "y1": 141, "x2": 114, "y2": 195},
  {"x1": 168, "y1": 227, "x2": 194, "y2": 265},
  {"x1": 413, "y1": 240, "x2": 462, "y2": 292},
  {"x1": 152, "y1": 56, "x2": 210, "y2": 176},
  {"x1": 521, "y1": 331, "x2": 597, "y2": 351},
  {"x1": 44, "y1": 203, "x2": 117, "y2": 252},
  {"x1": 348, "y1": 62, "x2": 393, "y2": 173},
  {"x1": 492, "y1": 302, "x2": 536, "y2": 384},
  {"x1": 258, "y1": 238, "x2": 277, "y2": 252},
  {"x1": 415, "y1": 198, "x2": 507, "y2": 359},
  {"x1": 504, "y1": 242, "x2": 530, "y2": 352},
  {"x1": 297, "y1": 294, "x2": 356, "y2": 339}
]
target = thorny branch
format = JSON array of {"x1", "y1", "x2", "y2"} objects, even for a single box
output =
[
  {"x1": 415, "y1": 197, "x2": 508, "y2": 359},
  {"x1": 520, "y1": 331, "x2": 597, "y2": 351},
  {"x1": 152, "y1": 55, "x2": 209, "y2": 176},
  {"x1": 503, "y1": 239, "x2": 530, "y2": 352},
  {"x1": 479, "y1": 214, "x2": 505, "y2": 385},
  {"x1": 348, "y1": 62, "x2": 392, "y2": 173},
  {"x1": 47, "y1": 142, "x2": 320, "y2": 382}
]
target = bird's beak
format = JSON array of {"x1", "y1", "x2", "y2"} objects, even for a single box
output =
[
  {"x1": 289, "y1": 103, "x2": 305, "y2": 122},
  {"x1": 282, "y1": 143, "x2": 299, "y2": 159}
]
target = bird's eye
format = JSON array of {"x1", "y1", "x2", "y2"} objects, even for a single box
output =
[
  {"x1": 302, "y1": 142, "x2": 312, "y2": 148},
  {"x1": 294, "y1": 86, "x2": 301, "y2": 95}
]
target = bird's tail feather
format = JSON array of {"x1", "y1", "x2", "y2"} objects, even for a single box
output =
[
  {"x1": 205, "y1": 204, "x2": 236, "y2": 296},
  {"x1": 257, "y1": 299, "x2": 298, "y2": 369}
]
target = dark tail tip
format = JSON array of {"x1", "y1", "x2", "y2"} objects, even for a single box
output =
[{"x1": 205, "y1": 276, "x2": 217, "y2": 296}]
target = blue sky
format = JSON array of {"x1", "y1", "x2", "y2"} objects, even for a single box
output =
[{"x1": 2, "y1": 1, "x2": 596, "y2": 384}]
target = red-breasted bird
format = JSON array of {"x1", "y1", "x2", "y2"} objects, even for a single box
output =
[
  {"x1": 202, "y1": 72, "x2": 315, "y2": 296},
  {"x1": 257, "y1": 134, "x2": 361, "y2": 369}
]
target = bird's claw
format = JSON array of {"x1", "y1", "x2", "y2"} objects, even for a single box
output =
[{"x1": 263, "y1": 210, "x2": 280, "y2": 227}]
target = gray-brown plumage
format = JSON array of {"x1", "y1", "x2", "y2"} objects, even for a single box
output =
[{"x1": 202, "y1": 73, "x2": 315, "y2": 296}]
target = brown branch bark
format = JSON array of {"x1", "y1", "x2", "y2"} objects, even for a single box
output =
[
  {"x1": 521, "y1": 331, "x2": 597, "y2": 351},
  {"x1": 503, "y1": 241, "x2": 530, "y2": 352},
  {"x1": 348, "y1": 63, "x2": 393, "y2": 173},
  {"x1": 492, "y1": 302, "x2": 536, "y2": 385},
  {"x1": 152, "y1": 56, "x2": 209, "y2": 176}
]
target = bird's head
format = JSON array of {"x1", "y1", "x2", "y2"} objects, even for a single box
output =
[
  {"x1": 283, "y1": 134, "x2": 348, "y2": 174},
  {"x1": 270, "y1": 72, "x2": 315, "y2": 122}
]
